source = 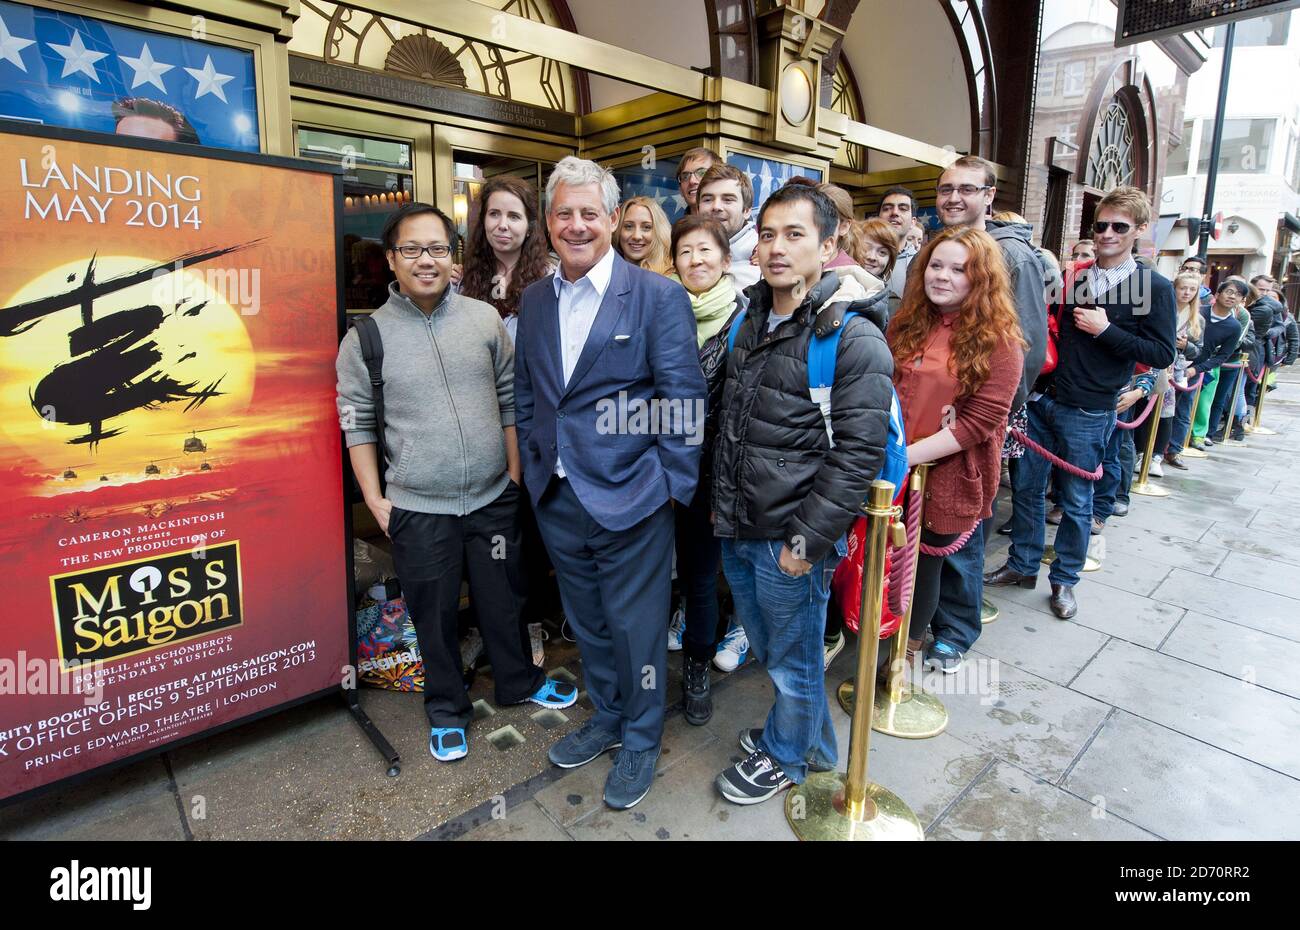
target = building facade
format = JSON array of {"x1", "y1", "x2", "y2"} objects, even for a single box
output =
[
  {"x1": 1022, "y1": 0, "x2": 1204, "y2": 265},
  {"x1": 1158, "y1": 8, "x2": 1300, "y2": 299}
]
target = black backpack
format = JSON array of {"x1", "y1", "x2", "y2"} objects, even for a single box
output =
[{"x1": 349, "y1": 315, "x2": 389, "y2": 495}]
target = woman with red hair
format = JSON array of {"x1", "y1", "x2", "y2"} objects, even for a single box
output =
[{"x1": 888, "y1": 226, "x2": 1025, "y2": 674}]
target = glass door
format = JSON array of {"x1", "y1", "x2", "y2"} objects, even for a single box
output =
[{"x1": 291, "y1": 104, "x2": 434, "y2": 314}]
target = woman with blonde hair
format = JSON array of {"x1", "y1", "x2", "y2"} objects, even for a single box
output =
[
  {"x1": 1162, "y1": 270, "x2": 1206, "y2": 466},
  {"x1": 615, "y1": 195, "x2": 673, "y2": 275},
  {"x1": 888, "y1": 225, "x2": 1025, "y2": 673},
  {"x1": 848, "y1": 217, "x2": 900, "y2": 282}
]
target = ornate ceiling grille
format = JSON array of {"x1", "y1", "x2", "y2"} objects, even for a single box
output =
[{"x1": 290, "y1": 0, "x2": 575, "y2": 112}]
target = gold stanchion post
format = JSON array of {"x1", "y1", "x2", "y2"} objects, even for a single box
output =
[
  {"x1": 1180, "y1": 375, "x2": 1208, "y2": 458},
  {"x1": 1251, "y1": 366, "x2": 1277, "y2": 435},
  {"x1": 1221, "y1": 356, "x2": 1249, "y2": 448},
  {"x1": 786, "y1": 480, "x2": 924, "y2": 841},
  {"x1": 836, "y1": 465, "x2": 947, "y2": 739},
  {"x1": 1131, "y1": 381, "x2": 1169, "y2": 497}
]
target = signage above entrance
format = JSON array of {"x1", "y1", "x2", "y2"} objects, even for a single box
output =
[
  {"x1": 1115, "y1": 0, "x2": 1300, "y2": 47},
  {"x1": 288, "y1": 55, "x2": 574, "y2": 136}
]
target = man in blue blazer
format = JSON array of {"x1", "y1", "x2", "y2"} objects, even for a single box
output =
[{"x1": 515, "y1": 156, "x2": 707, "y2": 811}]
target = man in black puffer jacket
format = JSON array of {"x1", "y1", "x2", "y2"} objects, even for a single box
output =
[{"x1": 711, "y1": 183, "x2": 894, "y2": 807}]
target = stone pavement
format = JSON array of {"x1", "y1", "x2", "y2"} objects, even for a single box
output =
[{"x1": 4, "y1": 372, "x2": 1300, "y2": 841}]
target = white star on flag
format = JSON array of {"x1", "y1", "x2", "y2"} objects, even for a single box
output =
[
  {"x1": 185, "y1": 55, "x2": 234, "y2": 103},
  {"x1": 0, "y1": 16, "x2": 35, "y2": 71},
  {"x1": 48, "y1": 31, "x2": 108, "y2": 82},
  {"x1": 120, "y1": 43, "x2": 174, "y2": 92}
]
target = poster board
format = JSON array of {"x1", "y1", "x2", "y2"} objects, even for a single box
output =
[{"x1": 0, "y1": 124, "x2": 351, "y2": 803}]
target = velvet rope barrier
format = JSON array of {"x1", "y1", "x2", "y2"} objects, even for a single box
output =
[
  {"x1": 1115, "y1": 392, "x2": 1159, "y2": 431},
  {"x1": 1008, "y1": 427, "x2": 1105, "y2": 480},
  {"x1": 1172, "y1": 372, "x2": 1205, "y2": 393}
]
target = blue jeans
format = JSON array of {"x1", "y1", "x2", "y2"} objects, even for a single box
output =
[
  {"x1": 1095, "y1": 405, "x2": 1135, "y2": 521},
  {"x1": 721, "y1": 536, "x2": 845, "y2": 783},
  {"x1": 1008, "y1": 396, "x2": 1116, "y2": 587},
  {"x1": 930, "y1": 516, "x2": 992, "y2": 653},
  {"x1": 1168, "y1": 386, "x2": 1195, "y2": 454}
]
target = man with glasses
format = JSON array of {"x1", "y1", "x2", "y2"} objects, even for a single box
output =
[
  {"x1": 920, "y1": 156, "x2": 1048, "y2": 673},
  {"x1": 677, "y1": 147, "x2": 719, "y2": 215},
  {"x1": 987, "y1": 187, "x2": 1177, "y2": 619},
  {"x1": 336, "y1": 202, "x2": 577, "y2": 764}
]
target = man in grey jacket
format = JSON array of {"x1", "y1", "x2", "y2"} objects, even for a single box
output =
[
  {"x1": 336, "y1": 202, "x2": 575, "y2": 764},
  {"x1": 922, "y1": 156, "x2": 1049, "y2": 674}
]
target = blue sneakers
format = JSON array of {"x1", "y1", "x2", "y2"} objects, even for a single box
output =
[
  {"x1": 924, "y1": 640, "x2": 964, "y2": 675},
  {"x1": 429, "y1": 727, "x2": 468, "y2": 762},
  {"x1": 527, "y1": 678, "x2": 578, "y2": 709}
]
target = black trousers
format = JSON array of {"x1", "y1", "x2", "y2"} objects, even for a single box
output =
[
  {"x1": 908, "y1": 529, "x2": 962, "y2": 642},
  {"x1": 388, "y1": 482, "x2": 543, "y2": 729},
  {"x1": 674, "y1": 475, "x2": 724, "y2": 662}
]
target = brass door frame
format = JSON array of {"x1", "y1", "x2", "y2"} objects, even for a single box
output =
[
  {"x1": 434, "y1": 125, "x2": 573, "y2": 217},
  {"x1": 290, "y1": 99, "x2": 436, "y2": 204}
]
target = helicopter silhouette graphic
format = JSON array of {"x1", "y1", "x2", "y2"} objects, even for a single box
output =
[{"x1": 0, "y1": 243, "x2": 260, "y2": 451}]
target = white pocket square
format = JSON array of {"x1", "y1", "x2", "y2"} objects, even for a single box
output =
[{"x1": 613, "y1": 334, "x2": 631, "y2": 342}]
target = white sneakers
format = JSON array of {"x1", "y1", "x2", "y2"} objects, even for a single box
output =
[
  {"x1": 714, "y1": 619, "x2": 749, "y2": 672},
  {"x1": 667, "y1": 604, "x2": 685, "y2": 652}
]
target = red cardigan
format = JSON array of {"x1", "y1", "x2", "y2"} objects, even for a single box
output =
[{"x1": 919, "y1": 339, "x2": 1024, "y2": 534}]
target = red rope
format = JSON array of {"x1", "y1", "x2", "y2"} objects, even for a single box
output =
[
  {"x1": 1115, "y1": 392, "x2": 1158, "y2": 431},
  {"x1": 1172, "y1": 372, "x2": 1204, "y2": 393},
  {"x1": 1009, "y1": 428, "x2": 1104, "y2": 480},
  {"x1": 920, "y1": 524, "x2": 978, "y2": 557},
  {"x1": 1246, "y1": 363, "x2": 1267, "y2": 384}
]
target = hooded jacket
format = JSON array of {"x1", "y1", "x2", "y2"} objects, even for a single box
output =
[
  {"x1": 727, "y1": 219, "x2": 761, "y2": 299},
  {"x1": 985, "y1": 219, "x2": 1050, "y2": 408},
  {"x1": 712, "y1": 267, "x2": 895, "y2": 564}
]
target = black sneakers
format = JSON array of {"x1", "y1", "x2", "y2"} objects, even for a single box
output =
[
  {"x1": 716, "y1": 750, "x2": 793, "y2": 805},
  {"x1": 682, "y1": 655, "x2": 712, "y2": 726}
]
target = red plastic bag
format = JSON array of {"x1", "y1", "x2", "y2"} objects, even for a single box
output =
[{"x1": 831, "y1": 484, "x2": 905, "y2": 640}]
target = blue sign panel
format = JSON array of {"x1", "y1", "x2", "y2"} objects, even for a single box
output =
[
  {"x1": 726, "y1": 152, "x2": 822, "y2": 217},
  {"x1": 0, "y1": 0, "x2": 259, "y2": 151}
]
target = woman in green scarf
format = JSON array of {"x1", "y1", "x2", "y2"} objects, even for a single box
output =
[{"x1": 665, "y1": 215, "x2": 744, "y2": 727}]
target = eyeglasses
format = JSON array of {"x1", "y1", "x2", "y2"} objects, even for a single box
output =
[
  {"x1": 936, "y1": 184, "x2": 991, "y2": 198},
  {"x1": 1093, "y1": 221, "x2": 1133, "y2": 235},
  {"x1": 393, "y1": 244, "x2": 452, "y2": 259},
  {"x1": 677, "y1": 166, "x2": 709, "y2": 184}
]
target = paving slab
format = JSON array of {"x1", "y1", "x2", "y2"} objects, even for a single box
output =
[
  {"x1": 1213, "y1": 549, "x2": 1300, "y2": 600},
  {"x1": 970, "y1": 598, "x2": 1110, "y2": 686},
  {"x1": 0, "y1": 756, "x2": 183, "y2": 841},
  {"x1": 986, "y1": 571, "x2": 1185, "y2": 649},
  {"x1": 937, "y1": 659, "x2": 1111, "y2": 783},
  {"x1": 928, "y1": 760, "x2": 1157, "y2": 841},
  {"x1": 1150, "y1": 568, "x2": 1299, "y2": 642},
  {"x1": 456, "y1": 799, "x2": 571, "y2": 841},
  {"x1": 1160, "y1": 612, "x2": 1300, "y2": 699},
  {"x1": 1086, "y1": 548, "x2": 1173, "y2": 597},
  {"x1": 1198, "y1": 521, "x2": 1300, "y2": 569},
  {"x1": 1098, "y1": 520, "x2": 1230, "y2": 575},
  {"x1": 1071, "y1": 639, "x2": 1300, "y2": 779},
  {"x1": 1062, "y1": 711, "x2": 1300, "y2": 841},
  {"x1": 533, "y1": 707, "x2": 718, "y2": 829},
  {"x1": 565, "y1": 739, "x2": 792, "y2": 841}
]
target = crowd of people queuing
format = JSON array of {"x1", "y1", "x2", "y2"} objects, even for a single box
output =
[{"x1": 335, "y1": 145, "x2": 1298, "y2": 813}]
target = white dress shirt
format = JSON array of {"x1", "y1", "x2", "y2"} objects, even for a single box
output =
[
  {"x1": 551, "y1": 245, "x2": 616, "y2": 477},
  {"x1": 1082, "y1": 256, "x2": 1139, "y2": 338}
]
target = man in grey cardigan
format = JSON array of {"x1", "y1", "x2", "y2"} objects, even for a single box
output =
[{"x1": 336, "y1": 203, "x2": 576, "y2": 763}]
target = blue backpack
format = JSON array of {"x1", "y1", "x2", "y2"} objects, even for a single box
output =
[{"x1": 727, "y1": 309, "x2": 909, "y2": 495}]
